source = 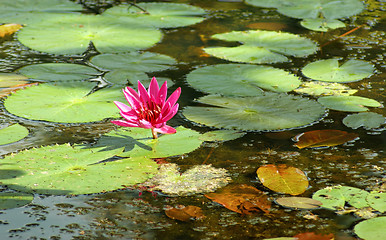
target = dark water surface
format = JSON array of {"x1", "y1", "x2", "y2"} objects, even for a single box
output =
[{"x1": 0, "y1": 0, "x2": 385, "y2": 239}]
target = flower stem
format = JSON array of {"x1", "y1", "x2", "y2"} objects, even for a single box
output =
[{"x1": 151, "y1": 128, "x2": 158, "y2": 139}]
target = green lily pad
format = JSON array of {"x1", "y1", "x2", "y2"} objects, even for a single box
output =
[
  {"x1": 183, "y1": 93, "x2": 326, "y2": 131},
  {"x1": 17, "y1": 14, "x2": 162, "y2": 55},
  {"x1": 302, "y1": 59, "x2": 374, "y2": 83},
  {"x1": 90, "y1": 126, "x2": 203, "y2": 158},
  {"x1": 4, "y1": 82, "x2": 125, "y2": 123},
  {"x1": 313, "y1": 186, "x2": 370, "y2": 210},
  {"x1": 18, "y1": 63, "x2": 101, "y2": 82},
  {"x1": 294, "y1": 81, "x2": 357, "y2": 96},
  {"x1": 245, "y1": 0, "x2": 365, "y2": 19},
  {"x1": 102, "y1": 3, "x2": 206, "y2": 28},
  {"x1": 204, "y1": 30, "x2": 318, "y2": 64},
  {"x1": 0, "y1": 124, "x2": 29, "y2": 145},
  {"x1": 0, "y1": 73, "x2": 29, "y2": 87},
  {"x1": 139, "y1": 163, "x2": 231, "y2": 196},
  {"x1": 367, "y1": 192, "x2": 386, "y2": 213},
  {"x1": 199, "y1": 130, "x2": 246, "y2": 142},
  {"x1": 300, "y1": 18, "x2": 346, "y2": 32},
  {"x1": 0, "y1": 192, "x2": 34, "y2": 210},
  {"x1": 0, "y1": 0, "x2": 82, "y2": 24},
  {"x1": 318, "y1": 96, "x2": 382, "y2": 112},
  {"x1": 90, "y1": 52, "x2": 176, "y2": 85},
  {"x1": 343, "y1": 112, "x2": 385, "y2": 129},
  {"x1": 186, "y1": 64, "x2": 301, "y2": 95},
  {"x1": 0, "y1": 144, "x2": 158, "y2": 195},
  {"x1": 354, "y1": 217, "x2": 386, "y2": 240}
]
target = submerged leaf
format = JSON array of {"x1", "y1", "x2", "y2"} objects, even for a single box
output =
[
  {"x1": 0, "y1": 192, "x2": 33, "y2": 210},
  {"x1": 293, "y1": 232, "x2": 334, "y2": 240},
  {"x1": 18, "y1": 63, "x2": 101, "y2": 82},
  {"x1": 204, "y1": 30, "x2": 318, "y2": 64},
  {"x1": 165, "y1": 205, "x2": 205, "y2": 221},
  {"x1": 0, "y1": 144, "x2": 157, "y2": 195},
  {"x1": 276, "y1": 197, "x2": 322, "y2": 209},
  {"x1": 0, "y1": 124, "x2": 29, "y2": 145},
  {"x1": 0, "y1": 73, "x2": 29, "y2": 88},
  {"x1": 103, "y1": 3, "x2": 206, "y2": 28},
  {"x1": 4, "y1": 82, "x2": 125, "y2": 123},
  {"x1": 183, "y1": 93, "x2": 326, "y2": 131},
  {"x1": 300, "y1": 18, "x2": 345, "y2": 32},
  {"x1": 318, "y1": 96, "x2": 382, "y2": 112},
  {"x1": 205, "y1": 184, "x2": 271, "y2": 214},
  {"x1": 257, "y1": 164, "x2": 309, "y2": 195},
  {"x1": 294, "y1": 81, "x2": 357, "y2": 97},
  {"x1": 140, "y1": 163, "x2": 231, "y2": 196},
  {"x1": 302, "y1": 59, "x2": 374, "y2": 83},
  {"x1": 343, "y1": 112, "x2": 385, "y2": 130},
  {"x1": 186, "y1": 64, "x2": 301, "y2": 95},
  {"x1": 90, "y1": 52, "x2": 176, "y2": 85},
  {"x1": 199, "y1": 130, "x2": 245, "y2": 142},
  {"x1": 293, "y1": 129, "x2": 359, "y2": 149}
]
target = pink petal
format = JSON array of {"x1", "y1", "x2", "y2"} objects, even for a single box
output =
[
  {"x1": 114, "y1": 101, "x2": 131, "y2": 112},
  {"x1": 165, "y1": 87, "x2": 181, "y2": 107},
  {"x1": 137, "y1": 80, "x2": 150, "y2": 104},
  {"x1": 138, "y1": 119, "x2": 153, "y2": 129},
  {"x1": 161, "y1": 103, "x2": 179, "y2": 122},
  {"x1": 111, "y1": 120, "x2": 140, "y2": 128},
  {"x1": 148, "y1": 77, "x2": 159, "y2": 100},
  {"x1": 157, "y1": 81, "x2": 168, "y2": 105},
  {"x1": 123, "y1": 87, "x2": 141, "y2": 109},
  {"x1": 154, "y1": 125, "x2": 177, "y2": 134}
]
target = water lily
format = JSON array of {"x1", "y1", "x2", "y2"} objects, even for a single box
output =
[{"x1": 112, "y1": 77, "x2": 181, "y2": 139}]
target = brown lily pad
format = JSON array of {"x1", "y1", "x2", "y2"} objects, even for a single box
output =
[
  {"x1": 165, "y1": 205, "x2": 205, "y2": 222},
  {"x1": 293, "y1": 129, "x2": 359, "y2": 149}
]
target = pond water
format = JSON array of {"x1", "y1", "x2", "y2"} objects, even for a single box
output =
[{"x1": 0, "y1": 0, "x2": 385, "y2": 239}]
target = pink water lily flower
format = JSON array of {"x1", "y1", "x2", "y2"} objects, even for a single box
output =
[{"x1": 111, "y1": 77, "x2": 181, "y2": 139}]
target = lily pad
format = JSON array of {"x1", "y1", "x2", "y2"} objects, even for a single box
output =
[
  {"x1": 199, "y1": 130, "x2": 246, "y2": 142},
  {"x1": 343, "y1": 112, "x2": 385, "y2": 130},
  {"x1": 90, "y1": 52, "x2": 176, "y2": 85},
  {"x1": 0, "y1": 0, "x2": 82, "y2": 24},
  {"x1": 17, "y1": 14, "x2": 162, "y2": 55},
  {"x1": 367, "y1": 192, "x2": 386, "y2": 213},
  {"x1": 90, "y1": 126, "x2": 203, "y2": 159},
  {"x1": 0, "y1": 192, "x2": 34, "y2": 210},
  {"x1": 186, "y1": 64, "x2": 301, "y2": 95},
  {"x1": 245, "y1": 0, "x2": 365, "y2": 19},
  {"x1": 204, "y1": 30, "x2": 318, "y2": 64},
  {"x1": 4, "y1": 82, "x2": 125, "y2": 123},
  {"x1": 0, "y1": 144, "x2": 158, "y2": 195},
  {"x1": 294, "y1": 81, "x2": 357, "y2": 96},
  {"x1": 0, "y1": 124, "x2": 29, "y2": 145},
  {"x1": 18, "y1": 63, "x2": 101, "y2": 82},
  {"x1": 139, "y1": 163, "x2": 231, "y2": 196},
  {"x1": 313, "y1": 186, "x2": 370, "y2": 210},
  {"x1": 102, "y1": 3, "x2": 206, "y2": 28},
  {"x1": 183, "y1": 93, "x2": 326, "y2": 131},
  {"x1": 293, "y1": 130, "x2": 359, "y2": 149},
  {"x1": 318, "y1": 96, "x2": 382, "y2": 112},
  {"x1": 354, "y1": 217, "x2": 386, "y2": 240},
  {"x1": 302, "y1": 59, "x2": 374, "y2": 83},
  {"x1": 0, "y1": 73, "x2": 29, "y2": 87},
  {"x1": 300, "y1": 18, "x2": 346, "y2": 32}
]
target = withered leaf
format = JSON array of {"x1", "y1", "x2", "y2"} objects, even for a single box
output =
[
  {"x1": 165, "y1": 205, "x2": 205, "y2": 222},
  {"x1": 205, "y1": 184, "x2": 271, "y2": 215},
  {"x1": 293, "y1": 129, "x2": 359, "y2": 149},
  {"x1": 0, "y1": 23, "x2": 23, "y2": 38}
]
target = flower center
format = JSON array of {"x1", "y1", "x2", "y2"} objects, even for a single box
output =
[{"x1": 138, "y1": 101, "x2": 163, "y2": 123}]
